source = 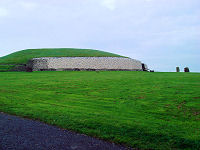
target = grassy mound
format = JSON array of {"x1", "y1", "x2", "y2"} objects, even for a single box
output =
[
  {"x1": 0, "y1": 71, "x2": 199, "y2": 149},
  {"x1": 0, "y1": 48, "x2": 125, "y2": 65}
]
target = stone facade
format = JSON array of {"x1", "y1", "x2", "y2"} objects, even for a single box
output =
[{"x1": 27, "y1": 57, "x2": 147, "y2": 71}]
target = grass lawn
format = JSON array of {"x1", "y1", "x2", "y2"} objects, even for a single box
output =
[{"x1": 0, "y1": 71, "x2": 199, "y2": 149}]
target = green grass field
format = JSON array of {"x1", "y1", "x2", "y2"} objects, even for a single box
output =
[
  {"x1": 0, "y1": 48, "x2": 125, "y2": 65},
  {"x1": 0, "y1": 71, "x2": 199, "y2": 149}
]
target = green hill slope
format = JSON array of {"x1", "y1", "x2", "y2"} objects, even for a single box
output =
[{"x1": 0, "y1": 48, "x2": 125, "y2": 65}]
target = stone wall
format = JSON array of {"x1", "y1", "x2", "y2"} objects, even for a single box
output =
[
  {"x1": 28, "y1": 57, "x2": 145, "y2": 71},
  {"x1": 27, "y1": 58, "x2": 49, "y2": 71}
]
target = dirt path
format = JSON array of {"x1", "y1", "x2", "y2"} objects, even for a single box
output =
[{"x1": 0, "y1": 112, "x2": 130, "y2": 150}]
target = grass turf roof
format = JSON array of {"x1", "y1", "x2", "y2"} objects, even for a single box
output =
[{"x1": 0, "y1": 48, "x2": 126, "y2": 65}]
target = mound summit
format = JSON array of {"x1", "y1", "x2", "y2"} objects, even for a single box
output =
[{"x1": 0, "y1": 48, "x2": 148, "y2": 72}]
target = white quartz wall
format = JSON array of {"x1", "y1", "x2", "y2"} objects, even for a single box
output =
[{"x1": 31, "y1": 57, "x2": 143, "y2": 71}]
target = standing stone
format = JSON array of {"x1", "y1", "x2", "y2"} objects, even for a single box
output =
[
  {"x1": 184, "y1": 67, "x2": 190, "y2": 72},
  {"x1": 176, "y1": 67, "x2": 180, "y2": 72}
]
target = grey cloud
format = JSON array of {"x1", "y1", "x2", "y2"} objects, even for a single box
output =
[{"x1": 0, "y1": 0, "x2": 199, "y2": 72}]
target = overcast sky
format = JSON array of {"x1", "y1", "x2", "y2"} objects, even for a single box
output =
[{"x1": 0, "y1": 0, "x2": 199, "y2": 72}]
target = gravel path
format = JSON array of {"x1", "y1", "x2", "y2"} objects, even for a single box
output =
[{"x1": 0, "y1": 112, "x2": 130, "y2": 150}]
